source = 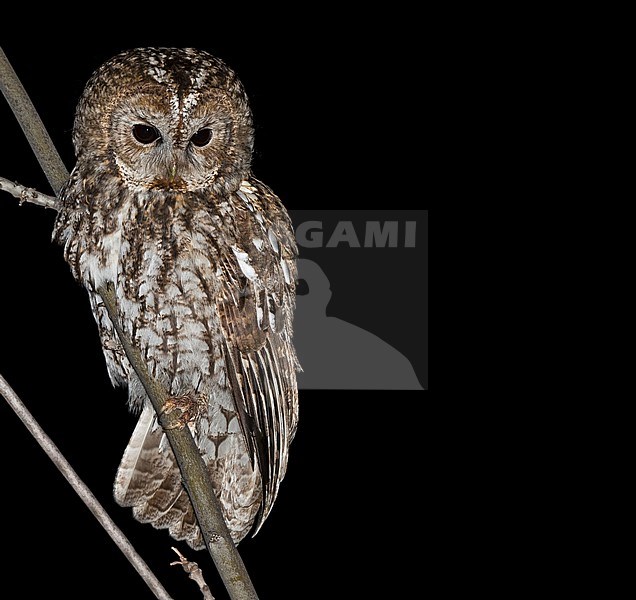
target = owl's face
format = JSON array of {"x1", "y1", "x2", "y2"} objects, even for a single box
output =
[{"x1": 73, "y1": 48, "x2": 254, "y2": 195}]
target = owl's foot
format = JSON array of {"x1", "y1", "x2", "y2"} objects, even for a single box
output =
[{"x1": 159, "y1": 393, "x2": 207, "y2": 430}]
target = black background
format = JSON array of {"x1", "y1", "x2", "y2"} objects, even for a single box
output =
[{"x1": 0, "y1": 28, "x2": 426, "y2": 600}]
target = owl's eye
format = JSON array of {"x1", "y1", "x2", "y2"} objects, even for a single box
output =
[
  {"x1": 190, "y1": 128, "x2": 213, "y2": 147},
  {"x1": 132, "y1": 124, "x2": 161, "y2": 144}
]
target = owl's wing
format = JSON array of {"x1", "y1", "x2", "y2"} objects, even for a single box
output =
[{"x1": 216, "y1": 179, "x2": 299, "y2": 533}]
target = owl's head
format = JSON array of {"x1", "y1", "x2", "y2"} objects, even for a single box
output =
[{"x1": 73, "y1": 47, "x2": 254, "y2": 195}]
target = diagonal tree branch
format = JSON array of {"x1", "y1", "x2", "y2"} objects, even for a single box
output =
[
  {"x1": 0, "y1": 47, "x2": 68, "y2": 195},
  {"x1": 0, "y1": 374, "x2": 174, "y2": 600},
  {"x1": 0, "y1": 44, "x2": 260, "y2": 600}
]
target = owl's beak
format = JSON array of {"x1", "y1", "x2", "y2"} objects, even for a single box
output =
[
  {"x1": 169, "y1": 162, "x2": 179, "y2": 181},
  {"x1": 151, "y1": 161, "x2": 187, "y2": 192}
]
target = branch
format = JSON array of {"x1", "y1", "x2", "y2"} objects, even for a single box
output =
[
  {"x1": 99, "y1": 284, "x2": 259, "y2": 600},
  {"x1": 0, "y1": 175, "x2": 58, "y2": 209},
  {"x1": 171, "y1": 547, "x2": 215, "y2": 600},
  {"x1": 0, "y1": 374, "x2": 174, "y2": 600},
  {"x1": 0, "y1": 47, "x2": 69, "y2": 194},
  {"x1": 0, "y1": 44, "x2": 260, "y2": 600}
]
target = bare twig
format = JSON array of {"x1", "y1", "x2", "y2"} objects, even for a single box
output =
[
  {"x1": 0, "y1": 175, "x2": 58, "y2": 209},
  {"x1": 171, "y1": 547, "x2": 215, "y2": 600},
  {"x1": 0, "y1": 373, "x2": 174, "y2": 600},
  {"x1": 0, "y1": 47, "x2": 68, "y2": 194},
  {"x1": 99, "y1": 284, "x2": 259, "y2": 600}
]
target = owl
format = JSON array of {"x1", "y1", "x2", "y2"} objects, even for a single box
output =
[{"x1": 52, "y1": 48, "x2": 299, "y2": 549}]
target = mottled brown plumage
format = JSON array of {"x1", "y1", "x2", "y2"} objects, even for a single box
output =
[{"x1": 53, "y1": 48, "x2": 299, "y2": 548}]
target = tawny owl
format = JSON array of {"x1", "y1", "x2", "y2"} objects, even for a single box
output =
[{"x1": 52, "y1": 48, "x2": 299, "y2": 549}]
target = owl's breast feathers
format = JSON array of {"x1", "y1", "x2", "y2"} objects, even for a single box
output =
[{"x1": 53, "y1": 175, "x2": 299, "y2": 543}]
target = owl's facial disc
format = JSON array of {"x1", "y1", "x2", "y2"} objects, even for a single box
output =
[
  {"x1": 107, "y1": 88, "x2": 248, "y2": 194},
  {"x1": 128, "y1": 120, "x2": 216, "y2": 191}
]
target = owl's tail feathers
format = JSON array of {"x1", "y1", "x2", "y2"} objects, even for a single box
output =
[{"x1": 114, "y1": 404, "x2": 204, "y2": 550}]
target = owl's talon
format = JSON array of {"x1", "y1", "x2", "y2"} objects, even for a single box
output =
[{"x1": 159, "y1": 393, "x2": 207, "y2": 431}]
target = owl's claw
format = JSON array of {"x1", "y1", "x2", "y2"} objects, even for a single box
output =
[{"x1": 159, "y1": 393, "x2": 207, "y2": 430}]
